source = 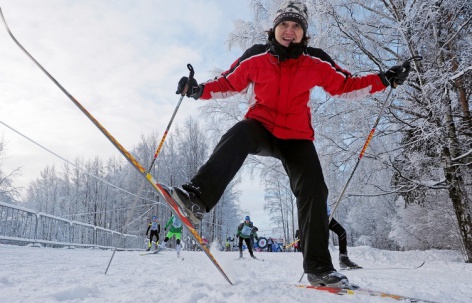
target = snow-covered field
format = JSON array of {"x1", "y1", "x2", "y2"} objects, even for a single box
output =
[{"x1": 0, "y1": 243, "x2": 471, "y2": 303}]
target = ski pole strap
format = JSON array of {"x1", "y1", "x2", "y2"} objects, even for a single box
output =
[
  {"x1": 406, "y1": 55, "x2": 423, "y2": 62},
  {"x1": 181, "y1": 63, "x2": 195, "y2": 96},
  {"x1": 402, "y1": 56, "x2": 423, "y2": 69}
]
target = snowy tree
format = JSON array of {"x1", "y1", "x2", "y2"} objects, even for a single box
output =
[
  {"x1": 262, "y1": 163, "x2": 298, "y2": 243},
  {"x1": 223, "y1": 0, "x2": 471, "y2": 260},
  {"x1": 0, "y1": 137, "x2": 21, "y2": 204}
]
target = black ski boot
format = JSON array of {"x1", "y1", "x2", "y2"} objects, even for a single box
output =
[
  {"x1": 170, "y1": 184, "x2": 206, "y2": 225},
  {"x1": 339, "y1": 254, "x2": 362, "y2": 269},
  {"x1": 307, "y1": 270, "x2": 350, "y2": 288}
]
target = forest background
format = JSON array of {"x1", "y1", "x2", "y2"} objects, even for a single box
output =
[{"x1": 0, "y1": 0, "x2": 470, "y2": 262}]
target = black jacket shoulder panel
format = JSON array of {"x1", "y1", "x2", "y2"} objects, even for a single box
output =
[
  {"x1": 223, "y1": 44, "x2": 269, "y2": 78},
  {"x1": 239, "y1": 44, "x2": 270, "y2": 62},
  {"x1": 305, "y1": 47, "x2": 336, "y2": 67},
  {"x1": 306, "y1": 47, "x2": 351, "y2": 77}
]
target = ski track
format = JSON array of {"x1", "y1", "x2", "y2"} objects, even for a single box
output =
[{"x1": 0, "y1": 244, "x2": 471, "y2": 303}]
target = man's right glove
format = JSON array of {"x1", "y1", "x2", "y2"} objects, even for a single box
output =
[
  {"x1": 176, "y1": 76, "x2": 203, "y2": 99},
  {"x1": 380, "y1": 61, "x2": 411, "y2": 88}
]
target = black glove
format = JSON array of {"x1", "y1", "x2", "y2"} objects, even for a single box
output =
[
  {"x1": 145, "y1": 233, "x2": 148, "y2": 236},
  {"x1": 380, "y1": 61, "x2": 411, "y2": 88},
  {"x1": 176, "y1": 76, "x2": 203, "y2": 100}
]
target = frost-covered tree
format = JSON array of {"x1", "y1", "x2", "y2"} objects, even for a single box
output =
[
  {"x1": 224, "y1": 0, "x2": 471, "y2": 259},
  {"x1": 306, "y1": 0, "x2": 472, "y2": 260},
  {"x1": 0, "y1": 137, "x2": 21, "y2": 204}
]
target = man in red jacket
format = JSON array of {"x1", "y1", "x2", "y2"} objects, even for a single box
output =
[{"x1": 168, "y1": 0, "x2": 410, "y2": 288}]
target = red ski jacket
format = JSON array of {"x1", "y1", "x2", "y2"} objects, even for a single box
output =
[{"x1": 200, "y1": 44, "x2": 387, "y2": 140}]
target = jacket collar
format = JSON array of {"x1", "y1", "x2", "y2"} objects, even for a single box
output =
[{"x1": 268, "y1": 39, "x2": 306, "y2": 62}]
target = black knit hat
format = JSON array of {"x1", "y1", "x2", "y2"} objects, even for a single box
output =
[{"x1": 273, "y1": 1, "x2": 308, "y2": 35}]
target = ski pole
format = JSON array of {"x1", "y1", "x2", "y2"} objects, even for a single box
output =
[
  {"x1": 127, "y1": 64, "x2": 195, "y2": 208},
  {"x1": 298, "y1": 88, "x2": 394, "y2": 284},
  {"x1": 147, "y1": 64, "x2": 195, "y2": 173},
  {"x1": 298, "y1": 56, "x2": 423, "y2": 283},
  {"x1": 105, "y1": 64, "x2": 195, "y2": 274},
  {"x1": 328, "y1": 56, "x2": 422, "y2": 222},
  {"x1": 1, "y1": 10, "x2": 233, "y2": 284}
]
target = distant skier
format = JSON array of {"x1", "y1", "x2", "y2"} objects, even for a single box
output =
[
  {"x1": 267, "y1": 237, "x2": 274, "y2": 252},
  {"x1": 159, "y1": 215, "x2": 183, "y2": 258},
  {"x1": 328, "y1": 205, "x2": 361, "y2": 269},
  {"x1": 294, "y1": 230, "x2": 300, "y2": 252},
  {"x1": 225, "y1": 236, "x2": 234, "y2": 251},
  {"x1": 236, "y1": 216, "x2": 259, "y2": 259},
  {"x1": 145, "y1": 216, "x2": 160, "y2": 251}
]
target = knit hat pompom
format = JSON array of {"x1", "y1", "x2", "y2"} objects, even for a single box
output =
[{"x1": 273, "y1": 1, "x2": 308, "y2": 34}]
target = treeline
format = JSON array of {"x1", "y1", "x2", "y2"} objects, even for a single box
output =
[{"x1": 1, "y1": 0, "x2": 470, "y2": 261}]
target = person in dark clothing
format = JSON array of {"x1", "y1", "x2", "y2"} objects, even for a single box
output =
[
  {"x1": 236, "y1": 216, "x2": 259, "y2": 258},
  {"x1": 226, "y1": 236, "x2": 234, "y2": 251},
  {"x1": 145, "y1": 216, "x2": 160, "y2": 251},
  {"x1": 166, "y1": 0, "x2": 410, "y2": 288},
  {"x1": 328, "y1": 206, "x2": 361, "y2": 269},
  {"x1": 267, "y1": 237, "x2": 274, "y2": 252}
]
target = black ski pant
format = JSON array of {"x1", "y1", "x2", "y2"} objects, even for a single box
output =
[
  {"x1": 329, "y1": 218, "x2": 347, "y2": 255},
  {"x1": 238, "y1": 236, "x2": 254, "y2": 256},
  {"x1": 189, "y1": 119, "x2": 334, "y2": 274},
  {"x1": 149, "y1": 230, "x2": 159, "y2": 244}
]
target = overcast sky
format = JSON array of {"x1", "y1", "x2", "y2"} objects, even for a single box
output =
[{"x1": 0, "y1": 0, "x2": 276, "y2": 233}]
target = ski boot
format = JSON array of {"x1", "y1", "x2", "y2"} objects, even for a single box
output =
[
  {"x1": 307, "y1": 270, "x2": 354, "y2": 288},
  {"x1": 339, "y1": 254, "x2": 362, "y2": 269},
  {"x1": 170, "y1": 184, "x2": 206, "y2": 225}
]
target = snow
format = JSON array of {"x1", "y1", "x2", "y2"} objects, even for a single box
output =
[{"x1": 1, "y1": 244, "x2": 471, "y2": 303}]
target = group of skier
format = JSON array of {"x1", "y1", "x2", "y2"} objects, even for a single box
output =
[
  {"x1": 145, "y1": 214, "x2": 183, "y2": 258},
  {"x1": 147, "y1": 0, "x2": 410, "y2": 288},
  {"x1": 146, "y1": 211, "x2": 360, "y2": 271}
]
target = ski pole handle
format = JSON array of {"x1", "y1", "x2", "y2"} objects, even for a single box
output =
[{"x1": 181, "y1": 64, "x2": 195, "y2": 96}]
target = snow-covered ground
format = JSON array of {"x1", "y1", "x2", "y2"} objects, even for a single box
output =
[{"x1": 0, "y1": 243, "x2": 471, "y2": 303}]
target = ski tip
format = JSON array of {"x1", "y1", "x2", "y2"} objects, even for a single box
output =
[{"x1": 416, "y1": 261, "x2": 426, "y2": 269}]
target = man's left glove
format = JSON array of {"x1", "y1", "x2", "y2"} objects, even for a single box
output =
[
  {"x1": 380, "y1": 61, "x2": 411, "y2": 88},
  {"x1": 176, "y1": 76, "x2": 203, "y2": 100}
]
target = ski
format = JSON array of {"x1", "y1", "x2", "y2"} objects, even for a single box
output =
[
  {"x1": 293, "y1": 284, "x2": 439, "y2": 303},
  {"x1": 341, "y1": 261, "x2": 425, "y2": 271},
  {"x1": 0, "y1": 8, "x2": 232, "y2": 285},
  {"x1": 339, "y1": 266, "x2": 362, "y2": 271},
  {"x1": 139, "y1": 251, "x2": 160, "y2": 256},
  {"x1": 235, "y1": 256, "x2": 264, "y2": 261}
]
